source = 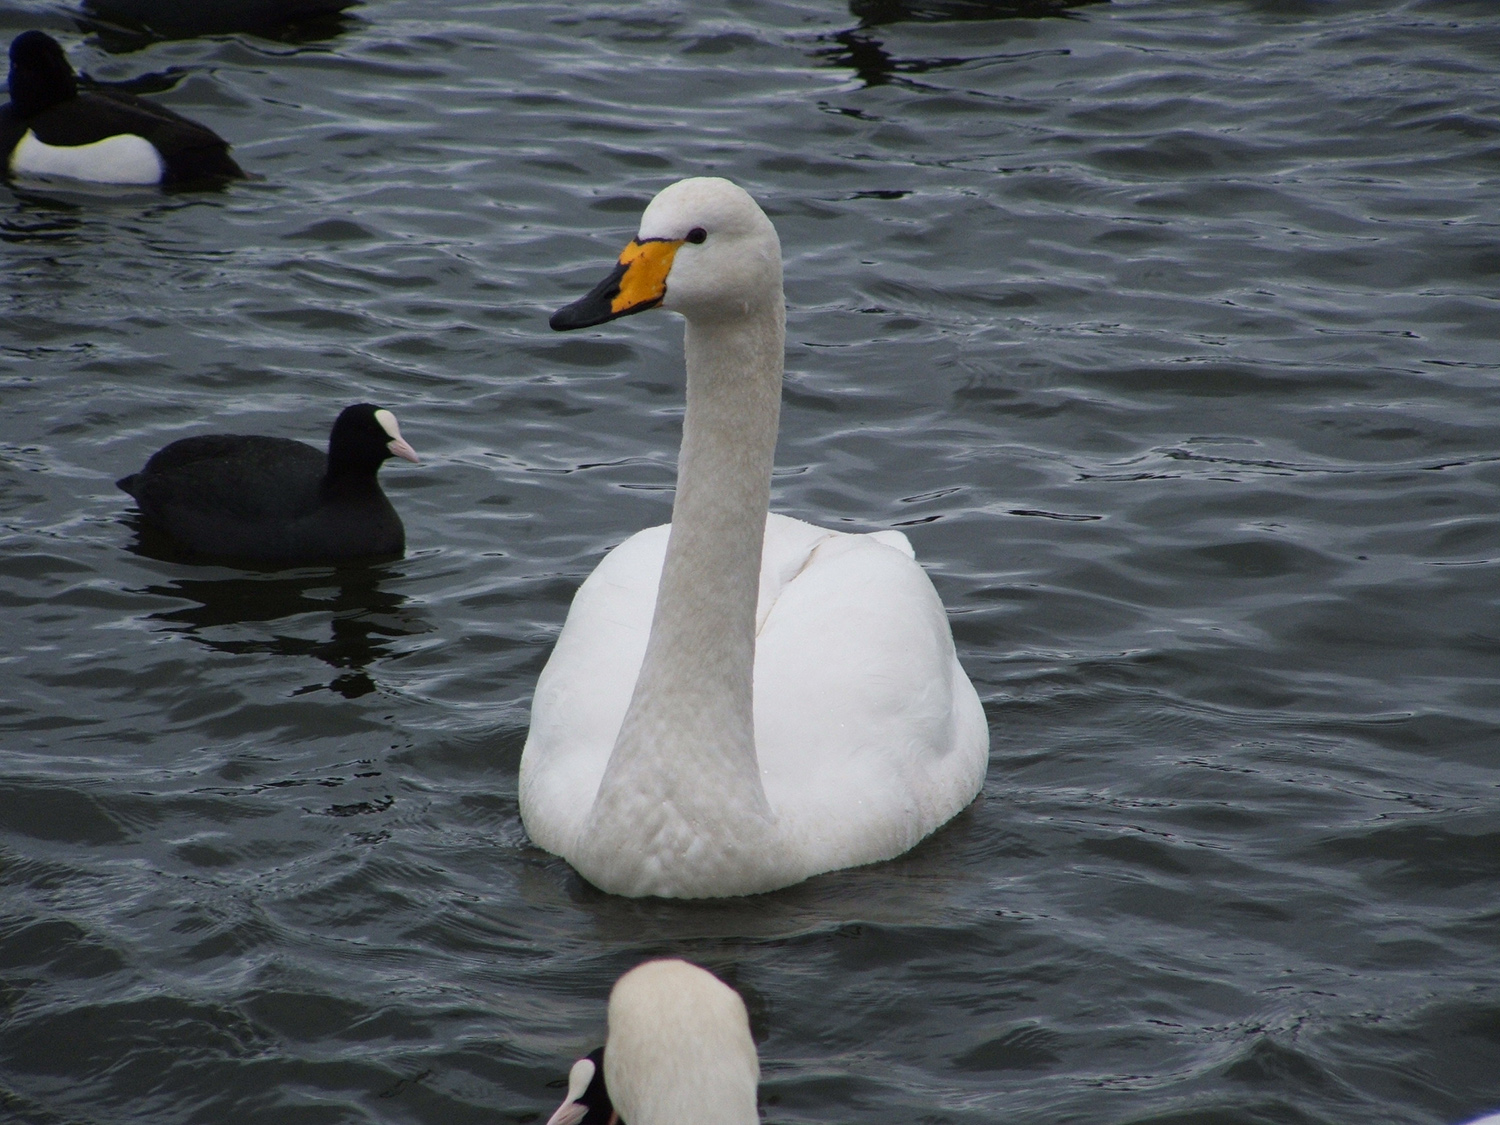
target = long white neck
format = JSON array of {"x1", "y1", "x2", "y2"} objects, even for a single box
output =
[{"x1": 576, "y1": 301, "x2": 790, "y2": 897}]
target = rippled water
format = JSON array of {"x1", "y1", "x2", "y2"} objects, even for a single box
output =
[{"x1": 2, "y1": 0, "x2": 1499, "y2": 1121}]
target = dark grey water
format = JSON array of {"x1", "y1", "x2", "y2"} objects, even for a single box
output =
[{"x1": 2, "y1": 0, "x2": 1499, "y2": 1121}]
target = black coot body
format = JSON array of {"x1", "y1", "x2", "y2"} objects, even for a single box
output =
[
  {"x1": 1, "y1": 30, "x2": 244, "y2": 186},
  {"x1": 117, "y1": 404, "x2": 419, "y2": 565}
]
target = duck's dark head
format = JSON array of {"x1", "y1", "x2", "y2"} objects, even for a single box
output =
[
  {"x1": 9, "y1": 31, "x2": 77, "y2": 118},
  {"x1": 545, "y1": 1047, "x2": 617, "y2": 1125},
  {"x1": 325, "y1": 403, "x2": 419, "y2": 482}
]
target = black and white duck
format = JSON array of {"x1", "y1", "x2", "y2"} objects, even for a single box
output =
[{"x1": 1, "y1": 30, "x2": 243, "y2": 187}]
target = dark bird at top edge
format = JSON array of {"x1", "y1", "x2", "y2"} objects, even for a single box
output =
[{"x1": 79, "y1": 0, "x2": 361, "y2": 40}]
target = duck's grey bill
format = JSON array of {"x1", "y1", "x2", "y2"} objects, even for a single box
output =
[{"x1": 550, "y1": 261, "x2": 636, "y2": 331}]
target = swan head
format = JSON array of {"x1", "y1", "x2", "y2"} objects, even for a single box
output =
[
  {"x1": 544, "y1": 959, "x2": 760, "y2": 1125},
  {"x1": 551, "y1": 177, "x2": 781, "y2": 331}
]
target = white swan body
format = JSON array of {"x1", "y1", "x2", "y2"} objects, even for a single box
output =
[
  {"x1": 545, "y1": 959, "x2": 759, "y2": 1125},
  {"x1": 519, "y1": 177, "x2": 988, "y2": 898}
]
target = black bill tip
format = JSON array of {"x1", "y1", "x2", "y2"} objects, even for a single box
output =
[{"x1": 550, "y1": 261, "x2": 631, "y2": 331}]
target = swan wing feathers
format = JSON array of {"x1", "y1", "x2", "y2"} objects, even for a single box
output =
[
  {"x1": 753, "y1": 518, "x2": 988, "y2": 872},
  {"x1": 521, "y1": 524, "x2": 666, "y2": 857},
  {"x1": 519, "y1": 513, "x2": 988, "y2": 870}
]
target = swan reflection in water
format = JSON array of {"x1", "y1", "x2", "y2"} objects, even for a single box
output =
[{"x1": 125, "y1": 516, "x2": 428, "y2": 698}]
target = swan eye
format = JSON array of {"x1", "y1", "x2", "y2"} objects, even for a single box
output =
[{"x1": 685, "y1": 227, "x2": 707, "y2": 244}]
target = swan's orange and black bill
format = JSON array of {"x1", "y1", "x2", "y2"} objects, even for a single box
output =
[{"x1": 550, "y1": 238, "x2": 683, "y2": 331}]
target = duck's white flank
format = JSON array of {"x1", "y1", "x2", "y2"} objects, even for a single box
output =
[
  {"x1": 10, "y1": 128, "x2": 164, "y2": 184},
  {"x1": 605, "y1": 960, "x2": 759, "y2": 1125},
  {"x1": 519, "y1": 177, "x2": 988, "y2": 898}
]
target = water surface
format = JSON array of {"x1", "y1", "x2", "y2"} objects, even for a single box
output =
[{"x1": 2, "y1": 1, "x2": 1499, "y2": 1122}]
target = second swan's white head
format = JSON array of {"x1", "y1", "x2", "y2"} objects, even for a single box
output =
[
  {"x1": 550, "y1": 177, "x2": 782, "y2": 331},
  {"x1": 545, "y1": 959, "x2": 760, "y2": 1125}
]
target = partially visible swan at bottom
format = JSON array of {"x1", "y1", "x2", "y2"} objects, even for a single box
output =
[
  {"x1": 544, "y1": 959, "x2": 758, "y2": 1125},
  {"x1": 519, "y1": 176, "x2": 989, "y2": 899},
  {"x1": 543, "y1": 969, "x2": 1500, "y2": 1125}
]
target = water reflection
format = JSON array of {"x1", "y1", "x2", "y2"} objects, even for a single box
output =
[
  {"x1": 815, "y1": 30, "x2": 954, "y2": 88},
  {"x1": 134, "y1": 553, "x2": 428, "y2": 699},
  {"x1": 820, "y1": 0, "x2": 1105, "y2": 87},
  {"x1": 851, "y1": 0, "x2": 1105, "y2": 25},
  {"x1": 0, "y1": 191, "x2": 84, "y2": 244},
  {"x1": 2, "y1": 184, "x2": 228, "y2": 246},
  {"x1": 76, "y1": 65, "x2": 189, "y2": 97}
]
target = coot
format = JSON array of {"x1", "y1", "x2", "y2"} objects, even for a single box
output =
[{"x1": 117, "y1": 404, "x2": 419, "y2": 564}]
